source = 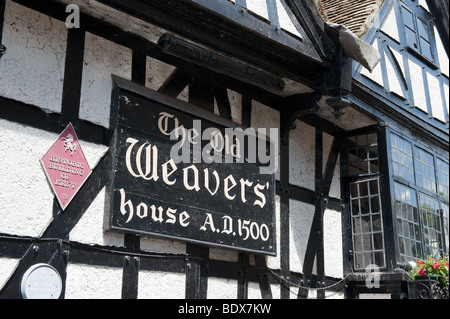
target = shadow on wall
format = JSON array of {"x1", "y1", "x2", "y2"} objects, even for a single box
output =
[{"x1": 0, "y1": 44, "x2": 6, "y2": 60}]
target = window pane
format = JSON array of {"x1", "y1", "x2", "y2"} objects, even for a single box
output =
[
  {"x1": 354, "y1": 235, "x2": 363, "y2": 252},
  {"x1": 373, "y1": 233, "x2": 384, "y2": 250},
  {"x1": 414, "y1": 148, "x2": 436, "y2": 193},
  {"x1": 401, "y1": 6, "x2": 415, "y2": 29},
  {"x1": 374, "y1": 252, "x2": 385, "y2": 267},
  {"x1": 372, "y1": 214, "x2": 382, "y2": 232},
  {"x1": 347, "y1": 133, "x2": 378, "y2": 176},
  {"x1": 419, "y1": 193, "x2": 444, "y2": 256},
  {"x1": 371, "y1": 197, "x2": 380, "y2": 213},
  {"x1": 442, "y1": 204, "x2": 449, "y2": 254},
  {"x1": 355, "y1": 253, "x2": 364, "y2": 270},
  {"x1": 350, "y1": 178, "x2": 385, "y2": 270},
  {"x1": 391, "y1": 133, "x2": 414, "y2": 183},
  {"x1": 361, "y1": 215, "x2": 371, "y2": 233},
  {"x1": 394, "y1": 182, "x2": 418, "y2": 206},
  {"x1": 405, "y1": 28, "x2": 418, "y2": 48},
  {"x1": 394, "y1": 183, "x2": 422, "y2": 262},
  {"x1": 420, "y1": 40, "x2": 433, "y2": 60},
  {"x1": 436, "y1": 158, "x2": 449, "y2": 199},
  {"x1": 418, "y1": 19, "x2": 432, "y2": 60}
]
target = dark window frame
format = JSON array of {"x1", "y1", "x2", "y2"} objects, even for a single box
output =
[
  {"x1": 344, "y1": 127, "x2": 392, "y2": 272},
  {"x1": 387, "y1": 128, "x2": 449, "y2": 262},
  {"x1": 399, "y1": 0, "x2": 437, "y2": 65}
]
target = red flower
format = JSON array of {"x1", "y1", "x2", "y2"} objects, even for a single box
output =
[
  {"x1": 417, "y1": 260, "x2": 425, "y2": 267},
  {"x1": 417, "y1": 268, "x2": 426, "y2": 276},
  {"x1": 432, "y1": 262, "x2": 440, "y2": 269}
]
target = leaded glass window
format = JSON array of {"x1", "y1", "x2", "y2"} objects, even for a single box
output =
[
  {"x1": 390, "y1": 132, "x2": 449, "y2": 262},
  {"x1": 419, "y1": 194, "x2": 442, "y2": 256},
  {"x1": 351, "y1": 178, "x2": 386, "y2": 270},
  {"x1": 414, "y1": 147, "x2": 436, "y2": 193},
  {"x1": 391, "y1": 133, "x2": 414, "y2": 183},
  {"x1": 394, "y1": 182, "x2": 421, "y2": 262},
  {"x1": 437, "y1": 158, "x2": 449, "y2": 199},
  {"x1": 348, "y1": 133, "x2": 379, "y2": 176}
]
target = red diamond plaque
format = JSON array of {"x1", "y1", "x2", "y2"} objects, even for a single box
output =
[{"x1": 40, "y1": 123, "x2": 92, "y2": 210}]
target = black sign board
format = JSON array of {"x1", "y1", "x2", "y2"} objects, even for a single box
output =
[{"x1": 106, "y1": 77, "x2": 276, "y2": 255}]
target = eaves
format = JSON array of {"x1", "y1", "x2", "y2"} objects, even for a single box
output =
[{"x1": 64, "y1": 0, "x2": 333, "y2": 92}]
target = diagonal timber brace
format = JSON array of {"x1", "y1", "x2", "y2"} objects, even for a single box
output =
[{"x1": 298, "y1": 135, "x2": 342, "y2": 298}]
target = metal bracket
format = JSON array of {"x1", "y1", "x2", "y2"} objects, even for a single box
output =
[
  {"x1": 326, "y1": 95, "x2": 352, "y2": 119},
  {"x1": 283, "y1": 93, "x2": 322, "y2": 130}
]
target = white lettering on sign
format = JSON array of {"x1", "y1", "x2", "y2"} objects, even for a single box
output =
[
  {"x1": 109, "y1": 100, "x2": 275, "y2": 254},
  {"x1": 158, "y1": 112, "x2": 278, "y2": 175},
  {"x1": 118, "y1": 188, "x2": 270, "y2": 243},
  {"x1": 124, "y1": 138, "x2": 270, "y2": 208},
  {"x1": 119, "y1": 188, "x2": 191, "y2": 226}
]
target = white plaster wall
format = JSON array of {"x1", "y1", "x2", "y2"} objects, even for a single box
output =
[
  {"x1": 79, "y1": 32, "x2": 132, "y2": 128},
  {"x1": 435, "y1": 27, "x2": 449, "y2": 78},
  {"x1": 409, "y1": 59, "x2": 428, "y2": 112},
  {"x1": 386, "y1": 51, "x2": 405, "y2": 98},
  {"x1": 234, "y1": 0, "x2": 303, "y2": 39},
  {"x1": 251, "y1": 100, "x2": 281, "y2": 180},
  {"x1": 0, "y1": 1, "x2": 348, "y2": 299},
  {"x1": 0, "y1": 258, "x2": 19, "y2": 291},
  {"x1": 69, "y1": 187, "x2": 124, "y2": 247},
  {"x1": 0, "y1": 120, "x2": 58, "y2": 237},
  {"x1": 267, "y1": 195, "x2": 281, "y2": 270},
  {"x1": 65, "y1": 263, "x2": 122, "y2": 299},
  {"x1": 289, "y1": 199, "x2": 315, "y2": 274},
  {"x1": 362, "y1": 3, "x2": 449, "y2": 123},
  {"x1": 289, "y1": 120, "x2": 315, "y2": 190},
  {"x1": 138, "y1": 270, "x2": 185, "y2": 299},
  {"x1": 427, "y1": 71, "x2": 446, "y2": 122},
  {"x1": 360, "y1": 40, "x2": 384, "y2": 86},
  {"x1": 251, "y1": 100, "x2": 280, "y2": 132},
  {"x1": 0, "y1": 118, "x2": 110, "y2": 237},
  {"x1": 57, "y1": 0, "x2": 165, "y2": 44},
  {"x1": 244, "y1": 0, "x2": 269, "y2": 20},
  {"x1": 248, "y1": 281, "x2": 282, "y2": 299},
  {"x1": 323, "y1": 133, "x2": 341, "y2": 199},
  {"x1": 247, "y1": 281, "x2": 263, "y2": 299},
  {"x1": 380, "y1": 5, "x2": 400, "y2": 43},
  {"x1": 228, "y1": 89, "x2": 243, "y2": 125},
  {"x1": 209, "y1": 247, "x2": 239, "y2": 263},
  {"x1": 323, "y1": 209, "x2": 343, "y2": 278},
  {"x1": 145, "y1": 56, "x2": 176, "y2": 91},
  {"x1": 274, "y1": 0, "x2": 303, "y2": 38},
  {"x1": 0, "y1": 1, "x2": 67, "y2": 113},
  {"x1": 140, "y1": 236, "x2": 186, "y2": 255},
  {"x1": 326, "y1": 291, "x2": 345, "y2": 299},
  {"x1": 208, "y1": 277, "x2": 238, "y2": 299}
]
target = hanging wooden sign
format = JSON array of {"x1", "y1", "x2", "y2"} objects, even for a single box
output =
[{"x1": 106, "y1": 77, "x2": 277, "y2": 255}]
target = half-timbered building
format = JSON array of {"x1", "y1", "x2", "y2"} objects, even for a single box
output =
[{"x1": 0, "y1": 0, "x2": 448, "y2": 299}]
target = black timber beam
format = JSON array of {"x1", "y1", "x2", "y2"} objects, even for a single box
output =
[
  {"x1": 298, "y1": 135, "x2": 343, "y2": 298},
  {"x1": 426, "y1": 0, "x2": 449, "y2": 56},
  {"x1": 10, "y1": 0, "x2": 284, "y2": 108},
  {"x1": 350, "y1": 80, "x2": 449, "y2": 149},
  {"x1": 94, "y1": 0, "x2": 329, "y2": 91},
  {"x1": 285, "y1": 0, "x2": 336, "y2": 61}
]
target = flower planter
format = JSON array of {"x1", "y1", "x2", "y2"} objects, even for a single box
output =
[{"x1": 408, "y1": 276, "x2": 448, "y2": 299}]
